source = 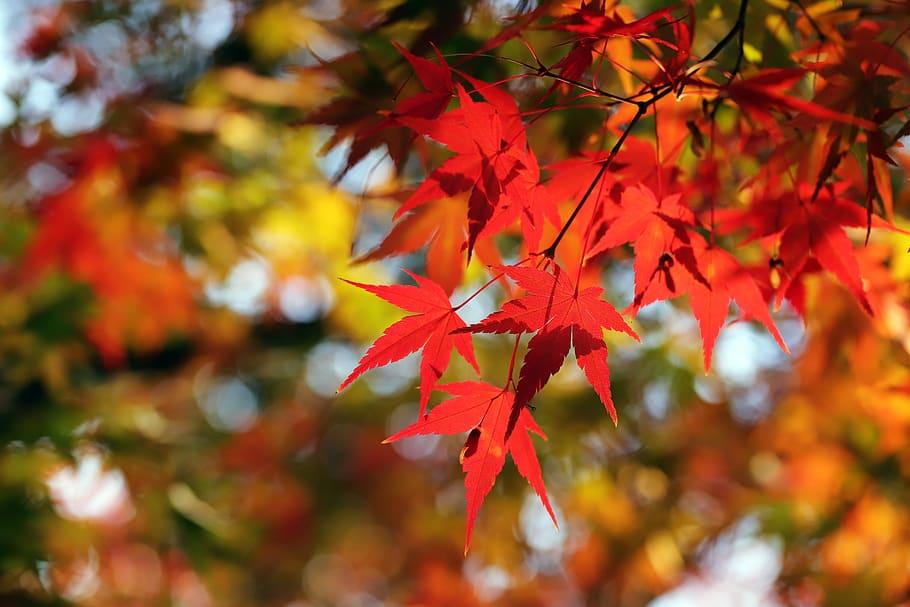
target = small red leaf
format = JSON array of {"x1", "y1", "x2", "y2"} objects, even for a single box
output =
[
  {"x1": 465, "y1": 263, "x2": 637, "y2": 421},
  {"x1": 337, "y1": 272, "x2": 478, "y2": 417},
  {"x1": 384, "y1": 382, "x2": 555, "y2": 552}
]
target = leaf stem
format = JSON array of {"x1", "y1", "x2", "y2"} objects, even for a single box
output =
[
  {"x1": 540, "y1": 102, "x2": 647, "y2": 258},
  {"x1": 453, "y1": 257, "x2": 529, "y2": 312},
  {"x1": 446, "y1": 52, "x2": 640, "y2": 106}
]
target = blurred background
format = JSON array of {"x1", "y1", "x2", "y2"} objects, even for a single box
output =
[{"x1": 0, "y1": 1, "x2": 909, "y2": 606}]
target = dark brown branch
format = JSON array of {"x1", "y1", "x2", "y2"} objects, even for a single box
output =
[
  {"x1": 540, "y1": 103, "x2": 647, "y2": 258},
  {"x1": 701, "y1": 0, "x2": 750, "y2": 65},
  {"x1": 792, "y1": 0, "x2": 827, "y2": 41}
]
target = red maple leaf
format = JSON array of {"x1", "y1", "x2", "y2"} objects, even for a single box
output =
[
  {"x1": 383, "y1": 381, "x2": 555, "y2": 552},
  {"x1": 397, "y1": 85, "x2": 539, "y2": 258},
  {"x1": 464, "y1": 263, "x2": 637, "y2": 423},
  {"x1": 387, "y1": 42, "x2": 454, "y2": 122},
  {"x1": 308, "y1": 43, "x2": 454, "y2": 179},
  {"x1": 775, "y1": 195, "x2": 874, "y2": 313},
  {"x1": 556, "y1": 7, "x2": 675, "y2": 39},
  {"x1": 545, "y1": 3, "x2": 677, "y2": 91},
  {"x1": 586, "y1": 184, "x2": 702, "y2": 308},
  {"x1": 337, "y1": 271, "x2": 478, "y2": 417},
  {"x1": 723, "y1": 68, "x2": 877, "y2": 130},
  {"x1": 583, "y1": 185, "x2": 788, "y2": 370},
  {"x1": 720, "y1": 184, "x2": 900, "y2": 314},
  {"x1": 682, "y1": 235, "x2": 790, "y2": 371}
]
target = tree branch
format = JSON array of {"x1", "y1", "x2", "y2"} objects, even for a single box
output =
[
  {"x1": 701, "y1": 0, "x2": 750, "y2": 65},
  {"x1": 540, "y1": 0, "x2": 751, "y2": 258},
  {"x1": 540, "y1": 103, "x2": 646, "y2": 259}
]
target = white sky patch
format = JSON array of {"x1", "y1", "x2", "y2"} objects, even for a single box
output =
[
  {"x1": 487, "y1": 0, "x2": 538, "y2": 20},
  {"x1": 0, "y1": 2, "x2": 27, "y2": 92},
  {"x1": 305, "y1": 340, "x2": 361, "y2": 398},
  {"x1": 386, "y1": 402, "x2": 441, "y2": 461},
  {"x1": 714, "y1": 322, "x2": 790, "y2": 387},
  {"x1": 644, "y1": 379, "x2": 672, "y2": 419},
  {"x1": 649, "y1": 521, "x2": 783, "y2": 607},
  {"x1": 315, "y1": 128, "x2": 396, "y2": 194},
  {"x1": 46, "y1": 452, "x2": 134, "y2": 525},
  {"x1": 50, "y1": 93, "x2": 105, "y2": 136},
  {"x1": 205, "y1": 257, "x2": 272, "y2": 316},
  {"x1": 199, "y1": 377, "x2": 259, "y2": 433},
  {"x1": 365, "y1": 351, "x2": 419, "y2": 396},
  {"x1": 520, "y1": 491, "x2": 563, "y2": 553},
  {"x1": 183, "y1": 0, "x2": 235, "y2": 50},
  {"x1": 279, "y1": 275, "x2": 335, "y2": 323},
  {"x1": 452, "y1": 283, "x2": 498, "y2": 326},
  {"x1": 464, "y1": 557, "x2": 512, "y2": 602}
]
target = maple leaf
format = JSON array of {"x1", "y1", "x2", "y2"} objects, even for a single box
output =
[
  {"x1": 337, "y1": 271, "x2": 478, "y2": 417},
  {"x1": 724, "y1": 68, "x2": 878, "y2": 130},
  {"x1": 355, "y1": 197, "x2": 468, "y2": 295},
  {"x1": 748, "y1": 258, "x2": 813, "y2": 320},
  {"x1": 397, "y1": 85, "x2": 539, "y2": 258},
  {"x1": 388, "y1": 42, "x2": 454, "y2": 119},
  {"x1": 543, "y1": 151, "x2": 626, "y2": 214},
  {"x1": 790, "y1": 22, "x2": 910, "y2": 222},
  {"x1": 551, "y1": 4, "x2": 677, "y2": 49},
  {"x1": 307, "y1": 43, "x2": 454, "y2": 179},
  {"x1": 545, "y1": 4, "x2": 677, "y2": 91},
  {"x1": 463, "y1": 264, "x2": 637, "y2": 424},
  {"x1": 383, "y1": 381, "x2": 555, "y2": 552},
  {"x1": 583, "y1": 185, "x2": 787, "y2": 370},
  {"x1": 650, "y1": 7, "x2": 694, "y2": 90},
  {"x1": 682, "y1": 236, "x2": 790, "y2": 371},
  {"x1": 776, "y1": 203, "x2": 872, "y2": 313},
  {"x1": 306, "y1": 54, "x2": 409, "y2": 179},
  {"x1": 720, "y1": 184, "x2": 900, "y2": 314},
  {"x1": 586, "y1": 184, "x2": 703, "y2": 308}
]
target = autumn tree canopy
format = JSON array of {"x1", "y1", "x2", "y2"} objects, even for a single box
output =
[{"x1": 1, "y1": 1, "x2": 910, "y2": 606}]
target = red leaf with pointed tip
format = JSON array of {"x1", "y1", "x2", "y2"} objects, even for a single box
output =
[
  {"x1": 586, "y1": 184, "x2": 700, "y2": 308},
  {"x1": 726, "y1": 68, "x2": 877, "y2": 130},
  {"x1": 384, "y1": 382, "x2": 555, "y2": 552},
  {"x1": 545, "y1": 4, "x2": 677, "y2": 93},
  {"x1": 397, "y1": 84, "x2": 538, "y2": 259},
  {"x1": 464, "y1": 264, "x2": 637, "y2": 423},
  {"x1": 308, "y1": 43, "x2": 453, "y2": 179},
  {"x1": 719, "y1": 185, "x2": 906, "y2": 314},
  {"x1": 337, "y1": 272, "x2": 478, "y2": 417},
  {"x1": 392, "y1": 42, "x2": 452, "y2": 94},
  {"x1": 553, "y1": 7, "x2": 674, "y2": 39},
  {"x1": 778, "y1": 209, "x2": 873, "y2": 313},
  {"x1": 683, "y1": 236, "x2": 789, "y2": 371}
]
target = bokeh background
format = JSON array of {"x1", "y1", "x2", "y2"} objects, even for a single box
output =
[{"x1": 0, "y1": 1, "x2": 909, "y2": 606}]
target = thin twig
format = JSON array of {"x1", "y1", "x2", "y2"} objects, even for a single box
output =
[
  {"x1": 792, "y1": 0, "x2": 827, "y2": 41},
  {"x1": 444, "y1": 52, "x2": 640, "y2": 105},
  {"x1": 539, "y1": 0, "x2": 751, "y2": 258},
  {"x1": 701, "y1": 0, "x2": 750, "y2": 65},
  {"x1": 540, "y1": 102, "x2": 647, "y2": 258}
]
